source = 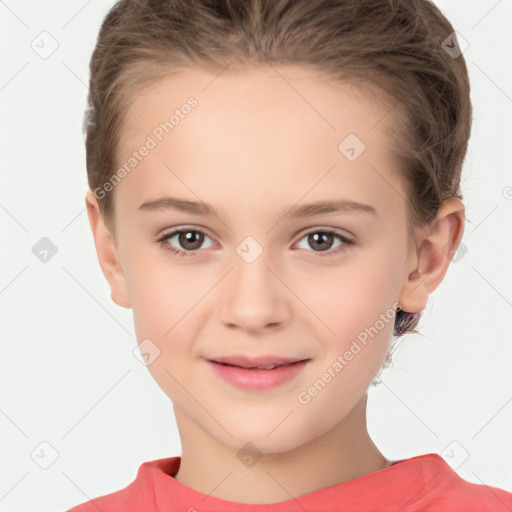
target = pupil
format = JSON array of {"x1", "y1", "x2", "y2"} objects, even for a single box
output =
[
  {"x1": 180, "y1": 231, "x2": 203, "y2": 250},
  {"x1": 310, "y1": 232, "x2": 332, "y2": 251}
]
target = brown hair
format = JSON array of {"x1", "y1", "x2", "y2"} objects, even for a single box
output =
[{"x1": 84, "y1": 0, "x2": 472, "y2": 346}]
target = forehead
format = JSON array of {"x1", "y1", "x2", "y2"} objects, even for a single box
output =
[
  {"x1": 121, "y1": 65, "x2": 394, "y2": 146},
  {"x1": 114, "y1": 65, "x2": 404, "y2": 222}
]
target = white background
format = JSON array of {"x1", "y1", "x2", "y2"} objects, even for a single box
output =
[{"x1": 1, "y1": 1, "x2": 511, "y2": 510}]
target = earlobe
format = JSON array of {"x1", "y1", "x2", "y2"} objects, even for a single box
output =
[
  {"x1": 85, "y1": 190, "x2": 131, "y2": 309},
  {"x1": 398, "y1": 197, "x2": 465, "y2": 314}
]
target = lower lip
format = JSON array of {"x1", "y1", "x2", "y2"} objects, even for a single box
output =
[{"x1": 206, "y1": 360, "x2": 309, "y2": 390}]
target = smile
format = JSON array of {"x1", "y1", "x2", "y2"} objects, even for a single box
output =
[{"x1": 205, "y1": 358, "x2": 310, "y2": 391}]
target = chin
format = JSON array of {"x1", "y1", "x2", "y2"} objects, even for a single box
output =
[
  {"x1": 220, "y1": 416, "x2": 324, "y2": 457},
  {"x1": 230, "y1": 432, "x2": 304, "y2": 457}
]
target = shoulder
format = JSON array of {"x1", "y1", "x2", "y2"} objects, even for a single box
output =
[
  {"x1": 64, "y1": 457, "x2": 180, "y2": 512},
  {"x1": 65, "y1": 486, "x2": 138, "y2": 512},
  {"x1": 432, "y1": 469, "x2": 512, "y2": 510},
  {"x1": 64, "y1": 476, "x2": 145, "y2": 512},
  {"x1": 399, "y1": 453, "x2": 512, "y2": 511}
]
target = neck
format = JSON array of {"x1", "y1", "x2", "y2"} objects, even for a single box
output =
[{"x1": 173, "y1": 394, "x2": 391, "y2": 504}]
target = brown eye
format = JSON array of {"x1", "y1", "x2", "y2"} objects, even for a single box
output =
[
  {"x1": 296, "y1": 229, "x2": 354, "y2": 256},
  {"x1": 177, "y1": 230, "x2": 204, "y2": 251},
  {"x1": 307, "y1": 232, "x2": 334, "y2": 251},
  {"x1": 157, "y1": 227, "x2": 214, "y2": 256}
]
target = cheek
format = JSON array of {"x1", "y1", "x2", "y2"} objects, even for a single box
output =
[
  {"x1": 297, "y1": 258, "x2": 398, "y2": 391},
  {"x1": 125, "y1": 250, "x2": 204, "y2": 335},
  {"x1": 126, "y1": 258, "x2": 200, "y2": 397},
  {"x1": 295, "y1": 256, "x2": 398, "y2": 338},
  {"x1": 128, "y1": 266, "x2": 174, "y2": 337}
]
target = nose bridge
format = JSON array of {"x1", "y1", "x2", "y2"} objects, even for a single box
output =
[
  {"x1": 231, "y1": 236, "x2": 276, "y2": 303},
  {"x1": 233, "y1": 240, "x2": 272, "y2": 292},
  {"x1": 219, "y1": 236, "x2": 289, "y2": 330}
]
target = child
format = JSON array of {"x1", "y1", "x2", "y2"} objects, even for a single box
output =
[{"x1": 68, "y1": 0, "x2": 512, "y2": 510}]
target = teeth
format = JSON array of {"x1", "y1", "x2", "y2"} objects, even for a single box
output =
[{"x1": 216, "y1": 361, "x2": 300, "y2": 369}]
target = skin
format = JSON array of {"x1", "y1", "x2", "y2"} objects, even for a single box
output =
[{"x1": 85, "y1": 65, "x2": 465, "y2": 504}]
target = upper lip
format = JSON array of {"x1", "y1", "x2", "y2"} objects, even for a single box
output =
[{"x1": 207, "y1": 355, "x2": 309, "y2": 369}]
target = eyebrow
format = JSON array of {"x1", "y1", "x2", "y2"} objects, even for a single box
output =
[{"x1": 138, "y1": 196, "x2": 378, "y2": 219}]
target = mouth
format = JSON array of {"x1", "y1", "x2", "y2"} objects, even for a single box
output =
[
  {"x1": 205, "y1": 356, "x2": 310, "y2": 390},
  {"x1": 210, "y1": 360, "x2": 307, "y2": 370},
  {"x1": 207, "y1": 354, "x2": 309, "y2": 369}
]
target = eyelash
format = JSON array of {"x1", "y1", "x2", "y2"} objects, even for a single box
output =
[{"x1": 156, "y1": 227, "x2": 354, "y2": 258}]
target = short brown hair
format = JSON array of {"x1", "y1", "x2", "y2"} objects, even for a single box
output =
[{"x1": 84, "y1": 0, "x2": 472, "y2": 343}]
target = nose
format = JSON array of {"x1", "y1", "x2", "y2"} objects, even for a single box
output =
[{"x1": 219, "y1": 249, "x2": 291, "y2": 333}]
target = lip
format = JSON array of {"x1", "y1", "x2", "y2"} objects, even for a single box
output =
[
  {"x1": 208, "y1": 354, "x2": 307, "y2": 368},
  {"x1": 205, "y1": 355, "x2": 310, "y2": 391}
]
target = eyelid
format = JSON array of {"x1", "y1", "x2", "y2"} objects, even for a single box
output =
[
  {"x1": 156, "y1": 224, "x2": 355, "y2": 257},
  {"x1": 293, "y1": 227, "x2": 355, "y2": 257},
  {"x1": 156, "y1": 225, "x2": 353, "y2": 245},
  {"x1": 156, "y1": 225, "x2": 215, "y2": 246},
  {"x1": 156, "y1": 225, "x2": 212, "y2": 240},
  {"x1": 296, "y1": 225, "x2": 354, "y2": 241}
]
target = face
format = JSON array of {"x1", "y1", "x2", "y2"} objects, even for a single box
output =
[{"x1": 107, "y1": 65, "x2": 417, "y2": 454}]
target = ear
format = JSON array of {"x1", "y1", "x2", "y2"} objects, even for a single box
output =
[
  {"x1": 85, "y1": 189, "x2": 131, "y2": 309},
  {"x1": 398, "y1": 197, "x2": 465, "y2": 314}
]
